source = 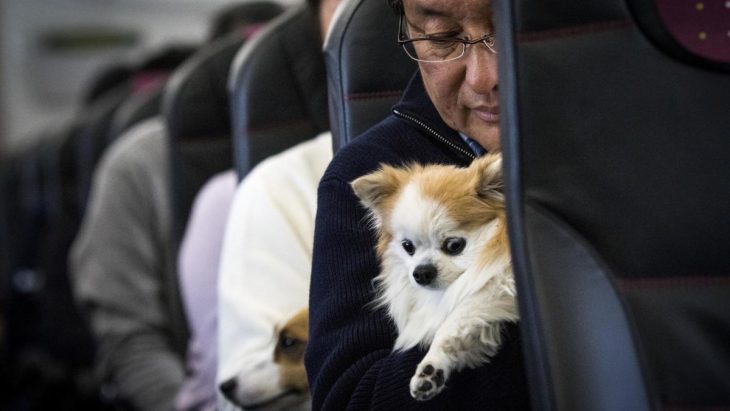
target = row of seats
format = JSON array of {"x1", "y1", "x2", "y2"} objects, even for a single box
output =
[{"x1": 1, "y1": 0, "x2": 728, "y2": 409}]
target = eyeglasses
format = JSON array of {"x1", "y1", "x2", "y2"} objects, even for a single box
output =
[{"x1": 397, "y1": 13, "x2": 497, "y2": 63}]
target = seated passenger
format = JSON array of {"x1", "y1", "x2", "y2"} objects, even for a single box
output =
[
  {"x1": 215, "y1": 0, "x2": 340, "y2": 409},
  {"x1": 217, "y1": 133, "x2": 332, "y2": 411},
  {"x1": 305, "y1": 0, "x2": 530, "y2": 409},
  {"x1": 175, "y1": 170, "x2": 237, "y2": 411},
  {"x1": 70, "y1": 117, "x2": 180, "y2": 411}
]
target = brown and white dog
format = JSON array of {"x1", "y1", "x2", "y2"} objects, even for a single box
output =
[
  {"x1": 351, "y1": 154, "x2": 518, "y2": 401},
  {"x1": 220, "y1": 308, "x2": 310, "y2": 410}
]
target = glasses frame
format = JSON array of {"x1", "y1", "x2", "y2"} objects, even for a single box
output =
[{"x1": 396, "y1": 11, "x2": 497, "y2": 63}]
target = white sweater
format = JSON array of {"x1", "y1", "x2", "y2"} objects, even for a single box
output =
[{"x1": 217, "y1": 133, "x2": 332, "y2": 406}]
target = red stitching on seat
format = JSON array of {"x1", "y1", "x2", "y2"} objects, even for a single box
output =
[
  {"x1": 246, "y1": 119, "x2": 312, "y2": 134},
  {"x1": 518, "y1": 19, "x2": 634, "y2": 43},
  {"x1": 616, "y1": 276, "x2": 730, "y2": 290},
  {"x1": 345, "y1": 90, "x2": 404, "y2": 102}
]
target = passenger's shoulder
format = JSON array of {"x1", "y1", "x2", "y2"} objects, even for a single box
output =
[
  {"x1": 101, "y1": 117, "x2": 167, "y2": 170},
  {"x1": 244, "y1": 132, "x2": 332, "y2": 187}
]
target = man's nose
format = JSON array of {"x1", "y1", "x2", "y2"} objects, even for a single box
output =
[{"x1": 464, "y1": 44, "x2": 498, "y2": 95}]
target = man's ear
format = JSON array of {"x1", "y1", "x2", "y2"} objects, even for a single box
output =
[
  {"x1": 473, "y1": 153, "x2": 504, "y2": 203},
  {"x1": 350, "y1": 164, "x2": 406, "y2": 216}
]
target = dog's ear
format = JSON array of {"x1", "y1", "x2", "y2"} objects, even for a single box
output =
[
  {"x1": 473, "y1": 154, "x2": 504, "y2": 203},
  {"x1": 350, "y1": 164, "x2": 406, "y2": 216}
]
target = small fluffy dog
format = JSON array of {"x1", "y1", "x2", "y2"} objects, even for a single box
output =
[
  {"x1": 220, "y1": 308, "x2": 310, "y2": 410},
  {"x1": 351, "y1": 154, "x2": 518, "y2": 401}
]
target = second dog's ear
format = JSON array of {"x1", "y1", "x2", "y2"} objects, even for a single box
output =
[
  {"x1": 474, "y1": 154, "x2": 504, "y2": 203},
  {"x1": 351, "y1": 164, "x2": 407, "y2": 216}
]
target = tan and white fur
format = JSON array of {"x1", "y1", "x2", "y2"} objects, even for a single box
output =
[
  {"x1": 220, "y1": 308, "x2": 310, "y2": 410},
  {"x1": 351, "y1": 154, "x2": 518, "y2": 401}
]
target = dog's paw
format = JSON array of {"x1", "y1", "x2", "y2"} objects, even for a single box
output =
[{"x1": 409, "y1": 362, "x2": 448, "y2": 401}]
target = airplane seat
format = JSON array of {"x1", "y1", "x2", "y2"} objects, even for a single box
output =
[
  {"x1": 493, "y1": 1, "x2": 730, "y2": 410},
  {"x1": 324, "y1": 0, "x2": 416, "y2": 152},
  {"x1": 229, "y1": 3, "x2": 329, "y2": 180},
  {"x1": 162, "y1": 36, "x2": 247, "y2": 351},
  {"x1": 74, "y1": 86, "x2": 133, "y2": 213}
]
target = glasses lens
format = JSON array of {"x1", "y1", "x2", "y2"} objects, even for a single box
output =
[{"x1": 403, "y1": 39, "x2": 464, "y2": 63}]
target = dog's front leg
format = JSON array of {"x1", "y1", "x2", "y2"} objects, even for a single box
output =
[{"x1": 409, "y1": 295, "x2": 514, "y2": 401}]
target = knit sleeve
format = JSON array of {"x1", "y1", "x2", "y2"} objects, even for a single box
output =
[{"x1": 305, "y1": 175, "x2": 530, "y2": 410}]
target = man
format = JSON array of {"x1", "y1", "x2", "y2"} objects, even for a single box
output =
[{"x1": 305, "y1": 0, "x2": 530, "y2": 409}]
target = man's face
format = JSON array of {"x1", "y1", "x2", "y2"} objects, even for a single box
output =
[{"x1": 402, "y1": 0, "x2": 499, "y2": 152}]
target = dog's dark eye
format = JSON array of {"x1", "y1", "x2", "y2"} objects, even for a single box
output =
[
  {"x1": 401, "y1": 239, "x2": 415, "y2": 256},
  {"x1": 277, "y1": 332, "x2": 307, "y2": 361},
  {"x1": 280, "y1": 335, "x2": 301, "y2": 349},
  {"x1": 442, "y1": 237, "x2": 466, "y2": 256}
]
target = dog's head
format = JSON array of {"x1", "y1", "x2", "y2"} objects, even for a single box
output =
[
  {"x1": 351, "y1": 154, "x2": 506, "y2": 290},
  {"x1": 220, "y1": 308, "x2": 310, "y2": 410}
]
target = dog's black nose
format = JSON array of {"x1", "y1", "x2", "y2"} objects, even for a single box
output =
[
  {"x1": 413, "y1": 264, "x2": 437, "y2": 286},
  {"x1": 219, "y1": 378, "x2": 237, "y2": 400}
]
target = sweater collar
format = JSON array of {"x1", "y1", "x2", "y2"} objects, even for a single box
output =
[{"x1": 392, "y1": 71, "x2": 476, "y2": 160}]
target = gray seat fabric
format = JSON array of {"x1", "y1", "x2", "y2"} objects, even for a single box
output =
[
  {"x1": 324, "y1": 0, "x2": 416, "y2": 151},
  {"x1": 495, "y1": 1, "x2": 730, "y2": 410}
]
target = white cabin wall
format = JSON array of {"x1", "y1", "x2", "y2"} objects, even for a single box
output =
[{"x1": 0, "y1": 0, "x2": 299, "y2": 155}]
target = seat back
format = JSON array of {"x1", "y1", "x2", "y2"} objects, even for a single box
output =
[
  {"x1": 495, "y1": 1, "x2": 730, "y2": 410},
  {"x1": 164, "y1": 37, "x2": 244, "y2": 245},
  {"x1": 324, "y1": 0, "x2": 416, "y2": 151},
  {"x1": 162, "y1": 37, "x2": 246, "y2": 351},
  {"x1": 229, "y1": 4, "x2": 329, "y2": 180}
]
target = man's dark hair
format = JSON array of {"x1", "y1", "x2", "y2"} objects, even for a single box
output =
[
  {"x1": 387, "y1": 0, "x2": 403, "y2": 14},
  {"x1": 135, "y1": 45, "x2": 197, "y2": 72},
  {"x1": 208, "y1": 1, "x2": 286, "y2": 41},
  {"x1": 307, "y1": 0, "x2": 320, "y2": 13},
  {"x1": 82, "y1": 65, "x2": 134, "y2": 106}
]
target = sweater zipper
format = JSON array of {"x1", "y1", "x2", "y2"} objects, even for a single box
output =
[{"x1": 392, "y1": 109, "x2": 476, "y2": 161}]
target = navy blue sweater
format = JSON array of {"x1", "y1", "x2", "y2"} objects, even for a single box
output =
[{"x1": 306, "y1": 72, "x2": 530, "y2": 410}]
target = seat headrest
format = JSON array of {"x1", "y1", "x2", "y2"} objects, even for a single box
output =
[
  {"x1": 325, "y1": 0, "x2": 417, "y2": 152},
  {"x1": 229, "y1": 4, "x2": 329, "y2": 179},
  {"x1": 163, "y1": 36, "x2": 244, "y2": 143},
  {"x1": 510, "y1": 0, "x2": 730, "y2": 71}
]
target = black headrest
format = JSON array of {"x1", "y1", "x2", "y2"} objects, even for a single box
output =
[
  {"x1": 229, "y1": 4, "x2": 329, "y2": 179},
  {"x1": 74, "y1": 87, "x2": 133, "y2": 211},
  {"x1": 324, "y1": 0, "x2": 417, "y2": 152},
  {"x1": 496, "y1": 1, "x2": 730, "y2": 409},
  {"x1": 164, "y1": 37, "x2": 244, "y2": 145},
  {"x1": 509, "y1": 0, "x2": 730, "y2": 72}
]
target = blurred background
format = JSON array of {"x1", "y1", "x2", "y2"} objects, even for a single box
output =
[
  {"x1": 0, "y1": 0, "x2": 262, "y2": 155},
  {"x1": 0, "y1": 1, "x2": 296, "y2": 409}
]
